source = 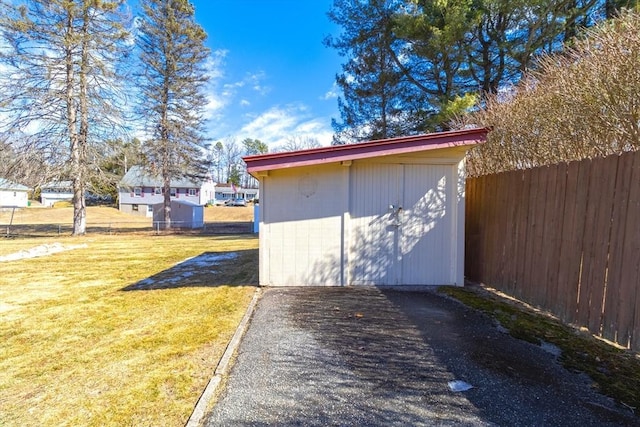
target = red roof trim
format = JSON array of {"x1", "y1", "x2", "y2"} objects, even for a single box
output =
[{"x1": 243, "y1": 128, "x2": 488, "y2": 174}]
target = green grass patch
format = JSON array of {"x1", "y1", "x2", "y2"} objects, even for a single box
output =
[
  {"x1": 440, "y1": 285, "x2": 640, "y2": 412},
  {"x1": 0, "y1": 234, "x2": 258, "y2": 426}
]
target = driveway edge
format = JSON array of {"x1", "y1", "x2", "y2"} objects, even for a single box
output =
[{"x1": 185, "y1": 287, "x2": 262, "y2": 427}]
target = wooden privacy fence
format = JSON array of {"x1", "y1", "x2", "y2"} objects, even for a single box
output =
[{"x1": 465, "y1": 150, "x2": 640, "y2": 351}]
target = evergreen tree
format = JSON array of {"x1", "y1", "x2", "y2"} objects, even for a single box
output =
[
  {"x1": 326, "y1": 0, "x2": 429, "y2": 144},
  {"x1": 326, "y1": 0, "x2": 627, "y2": 141},
  {"x1": 137, "y1": 0, "x2": 210, "y2": 228}
]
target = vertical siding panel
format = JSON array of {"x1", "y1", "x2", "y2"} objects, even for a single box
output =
[
  {"x1": 263, "y1": 166, "x2": 344, "y2": 286},
  {"x1": 401, "y1": 164, "x2": 452, "y2": 284},
  {"x1": 350, "y1": 162, "x2": 400, "y2": 285}
]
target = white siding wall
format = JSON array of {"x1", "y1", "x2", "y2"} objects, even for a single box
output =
[
  {"x1": 0, "y1": 190, "x2": 28, "y2": 207},
  {"x1": 260, "y1": 164, "x2": 345, "y2": 286}
]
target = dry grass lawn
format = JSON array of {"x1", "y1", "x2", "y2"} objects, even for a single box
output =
[
  {"x1": 0, "y1": 205, "x2": 255, "y2": 237},
  {"x1": 0, "y1": 205, "x2": 254, "y2": 226},
  {"x1": 0, "y1": 233, "x2": 258, "y2": 426}
]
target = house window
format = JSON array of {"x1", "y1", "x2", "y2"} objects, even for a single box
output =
[
  {"x1": 147, "y1": 205, "x2": 153, "y2": 212},
  {"x1": 155, "y1": 187, "x2": 162, "y2": 195},
  {"x1": 132, "y1": 204, "x2": 139, "y2": 211},
  {"x1": 188, "y1": 188, "x2": 196, "y2": 197},
  {"x1": 134, "y1": 187, "x2": 142, "y2": 197}
]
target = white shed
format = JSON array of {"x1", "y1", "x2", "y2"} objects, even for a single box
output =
[
  {"x1": 152, "y1": 200, "x2": 204, "y2": 229},
  {"x1": 244, "y1": 128, "x2": 488, "y2": 287},
  {"x1": 0, "y1": 178, "x2": 30, "y2": 208}
]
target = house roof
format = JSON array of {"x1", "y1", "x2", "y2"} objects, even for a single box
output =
[
  {"x1": 41, "y1": 181, "x2": 73, "y2": 190},
  {"x1": 119, "y1": 165, "x2": 210, "y2": 189},
  {"x1": 244, "y1": 128, "x2": 488, "y2": 175},
  {"x1": 0, "y1": 178, "x2": 30, "y2": 191}
]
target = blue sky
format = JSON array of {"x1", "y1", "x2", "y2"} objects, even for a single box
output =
[{"x1": 190, "y1": 0, "x2": 343, "y2": 150}]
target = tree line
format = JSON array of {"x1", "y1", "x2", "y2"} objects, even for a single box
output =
[
  {"x1": 0, "y1": 0, "x2": 212, "y2": 233},
  {"x1": 326, "y1": 0, "x2": 638, "y2": 144}
]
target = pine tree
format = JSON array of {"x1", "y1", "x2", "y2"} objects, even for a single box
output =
[
  {"x1": 137, "y1": 0, "x2": 210, "y2": 228},
  {"x1": 326, "y1": 0, "x2": 429, "y2": 144}
]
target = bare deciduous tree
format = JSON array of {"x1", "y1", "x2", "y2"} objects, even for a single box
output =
[
  {"x1": 0, "y1": 0, "x2": 130, "y2": 234},
  {"x1": 274, "y1": 135, "x2": 322, "y2": 152},
  {"x1": 460, "y1": 10, "x2": 640, "y2": 177}
]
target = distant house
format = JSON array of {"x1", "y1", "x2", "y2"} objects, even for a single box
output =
[
  {"x1": 118, "y1": 165, "x2": 216, "y2": 217},
  {"x1": 0, "y1": 178, "x2": 30, "y2": 208},
  {"x1": 40, "y1": 181, "x2": 73, "y2": 207},
  {"x1": 214, "y1": 184, "x2": 259, "y2": 203}
]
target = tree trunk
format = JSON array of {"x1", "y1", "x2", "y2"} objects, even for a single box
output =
[
  {"x1": 72, "y1": 5, "x2": 91, "y2": 236},
  {"x1": 64, "y1": 11, "x2": 85, "y2": 236}
]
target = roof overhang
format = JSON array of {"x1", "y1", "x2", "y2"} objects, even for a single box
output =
[{"x1": 243, "y1": 128, "x2": 488, "y2": 176}]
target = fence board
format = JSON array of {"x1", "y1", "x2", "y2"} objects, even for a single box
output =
[
  {"x1": 544, "y1": 163, "x2": 566, "y2": 312},
  {"x1": 502, "y1": 169, "x2": 521, "y2": 294},
  {"x1": 555, "y1": 161, "x2": 578, "y2": 323},
  {"x1": 530, "y1": 166, "x2": 550, "y2": 306},
  {"x1": 585, "y1": 156, "x2": 618, "y2": 334},
  {"x1": 576, "y1": 158, "x2": 600, "y2": 328},
  {"x1": 464, "y1": 177, "x2": 477, "y2": 280},
  {"x1": 494, "y1": 171, "x2": 512, "y2": 285},
  {"x1": 514, "y1": 169, "x2": 532, "y2": 300}
]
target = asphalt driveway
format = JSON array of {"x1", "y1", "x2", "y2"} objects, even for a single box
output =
[{"x1": 205, "y1": 287, "x2": 635, "y2": 426}]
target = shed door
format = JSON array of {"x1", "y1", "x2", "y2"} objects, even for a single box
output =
[{"x1": 349, "y1": 163, "x2": 454, "y2": 285}]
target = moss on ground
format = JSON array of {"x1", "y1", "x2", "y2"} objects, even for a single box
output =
[{"x1": 440, "y1": 285, "x2": 640, "y2": 412}]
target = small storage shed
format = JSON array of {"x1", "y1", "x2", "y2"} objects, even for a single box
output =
[
  {"x1": 244, "y1": 128, "x2": 488, "y2": 287},
  {"x1": 152, "y1": 200, "x2": 204, "y2": 229},
  {"x1": 0, "y1": 178, "x2": 30, "y2": 208}
]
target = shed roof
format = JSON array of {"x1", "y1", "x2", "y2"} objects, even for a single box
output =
[
  {"x1": 244, "y1": 128, "x2": 488, "y2": 175},
  {"x1": 0, "y1": 178, "x2": 30, "y2": 191}
]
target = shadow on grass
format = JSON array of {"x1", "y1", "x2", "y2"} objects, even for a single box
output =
[{"x1": 121, "y1": 249, "x2": 258, "y2": 291}]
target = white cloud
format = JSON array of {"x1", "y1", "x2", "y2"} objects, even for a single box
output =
[
  {"x1": 240, "y1": 99, "x2": 251, "y2": 107},
  {"x1": 234, "y1": 104, "x2": 333, "y2": 149},
  {"x1": 202, "y1": 49, "x2": 229, "y2": 120},
  {"x1": 321, "y1": 82, "x2": 339, "y2": 100},
  {"x1": 205, "y1": 49, "x2": 228, "y2": 80}
]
